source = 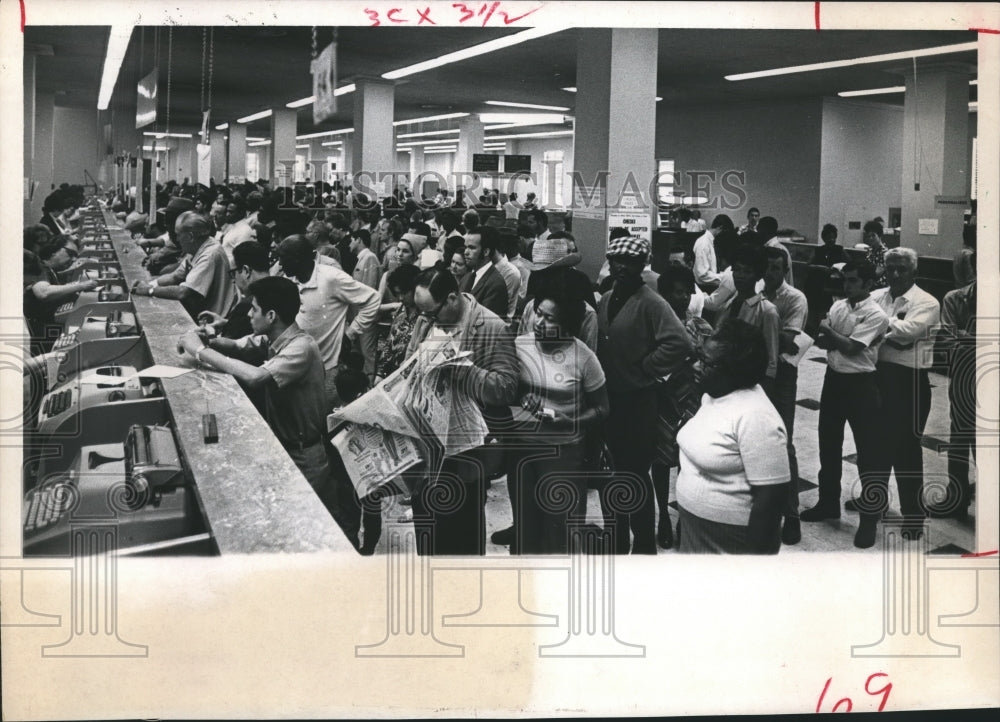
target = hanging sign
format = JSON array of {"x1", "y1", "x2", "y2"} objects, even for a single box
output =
[
  {"x1": 312, "y1": 42, "x2": 338, "y2": 125},
  {"x1": 200, "y1": 111, "x2": 211, "y2": 145}
]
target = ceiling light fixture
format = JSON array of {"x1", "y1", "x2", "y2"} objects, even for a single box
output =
[
  {"x1": 321, "y1": 140, "x2": 343, "y2": 147},
  {"x1": 479, "y1": 112, "x2": 568, "y2": 124},
  {"x1": 248, "y1": 140, "x2": 272, "y2": 147},
  {"x1": 485, "y1": 130, "x2": 574, "y2": 141},
  {"x1": 286, "y1": 84, "x2": 357, "y2": 108},
  {"x1": 484, "y1": 100, "x2": 570, "y2": 111},
  {"x1": 237, "y1": 109, "x2": 274, "y2": 123},
  {"x1": 295, "y1": 144, "x2": 310, "y2": 149},
  {"x1": 561, "y1": 87, "x2": 577, "y2": 93},
  {"x1": 215, "y1": 123, "x2": 229, "y2": 130},
  {"x1": 297, "y1": 127, "x2": 354, "y2": 139},
  {"x1": 97, "y1": 25, "x2": 134, "y2": 110},
  {"x1": 424, "y1": 148, "x2": 457, "y2": 154},
  {"x1": 383, "y1": 27, "x2": 566, "y2": 80},
  {"x1": 726, "y1": 41, "x2": 978, "y2": 81},
  {"x1": 393, "y1": 112, "x2": 469, "y2": 126},
  {"x1": 396, "y1": 128, "x2": 461, "y2": 139},
  {"x1": 838, "y1": 86, "x2": 906, "y2": 97},
  {"x1": 142, "y1": 132, "x2": 193, "y2": 138},
  {"x1": 424, "y1": 146, "x2": 458, "y2": 151}
]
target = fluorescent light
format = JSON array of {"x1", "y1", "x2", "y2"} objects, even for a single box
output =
[
  {"x1": 485, "y1": 100, "x2": 569, "y2": 112},
  {"x1": 656, "y1": 97, "x2": 663, "y2": 102},
  {"x1": 485, "y1": 130, "x2": 574, "y2": 141},
  {"x1": 396, "y1": 128, "x2": 461, "y2": 139},
  {"x1": 237, "y1": 109, "x2": 274, "y2": 123},
  {"x1": 397, "y1": 138, "x2": 473, "y2": 147},
  {"x1": 246, "y1": 136, "x2": 267, "y2": 142},
  {"x1": 285, "y1": 84, "x2": 356, "y2": 109},
  {"x1": 97, "y1": 25, "x2": 133, "y2": 110},
  {"x1": 726, "y1": 41, "x2": 978, "y2": 81},
  {"x1": 970, "y1": 79, "x2": 978, "y2": 86},
  {"x1": 297, "y1": 127, "x2": 353, "y2": 139},
  {"x1": 393, "y1": 112, "x2": 469, "y2": 126},
  {"x1": 141, "y1": 146, "x2": 169, "y2": 152},
  {"x1": 424, "y1": 146, "x2": 457, "y2": 152},
  {"x1": 562, "y1": 87, "x2": 577, "y2": 93},
  {"x1": 838, "y1": 86, "x2": 906, "y2": 97},
  {"x1": 142, "y1": 132, "x2": 193, "y2": 138},
  {"x1": 424, "y1": 148, "x2": 457, "y2": 154},
  {"x1": 295, "y1": 144, "x2": 310, "y2": 149},
  {"x1": 969, "y1": 102, "x2": 978, "y2": 112},
  {"x1": 248, "y1": 140, "x2": 272, "y2": 147},
  {"x1": 383, "y1": 27, "x2": 565, "y2": 80},
  {"x1": 321, "y1": 141, "x2": 343, "y2": 147},
  {"x1": 479, "y1": 112, "x2": 568, "y2": 124},
  {"x1": 215, "y1": 123, "x2": 229, "y2": 130}
]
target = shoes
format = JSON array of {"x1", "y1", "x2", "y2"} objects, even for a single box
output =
[
  {"x1": 854, "y1": 521, "x2": 878, "y2": 549},
  {"x1": 801, "y1": 503, "x2": 841, "y2": 521},
  {"x1": 781, "y1": 517, "x2": 802, "y2": 545},
  {"x1": 491, "y1": 526, "x2": 515, "y2": 546},
  {"x1": 844, "y1": 498, "x2": 860, "y2": 512},
  {"x1": 657, "y1": 516, "x2": 673, "y2": 550}
]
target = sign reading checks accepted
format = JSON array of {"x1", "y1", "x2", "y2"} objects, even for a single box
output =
[{"x1": 312, "y1": 42, "x2": 337, "y2": 125}]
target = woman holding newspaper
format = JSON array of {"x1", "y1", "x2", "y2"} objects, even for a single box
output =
[{"x1": 509, "y1": 289, "x2": 609, "y2": 554}]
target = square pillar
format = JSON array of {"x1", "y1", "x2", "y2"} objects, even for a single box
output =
[
  {"x1": 352, "y1": 78, "x2": 396, "y2": 198},
  {"x1": 572, "y1": 29, "x2": 658, "y2": 279},
  {"x1": 209, "y1": 129, "x2": 227, "y2": 186},
  {"x1": 270, "y1": 108, "x2": 298, "y2": 188},
  {"x1": 900, "y1": 63, "x2": 971, "y2": 257},
  {"x1": 227, "y1": 123, "x2": 247, "y2": 184},
  {"x1": 455, "y1": 115, "x2": 485, "y2": 177},
  {"x1": 31, "y1": 92, "x2": 55, "y2": 223}
]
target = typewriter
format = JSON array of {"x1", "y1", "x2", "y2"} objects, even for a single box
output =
[
  {"x1": 24, "y1": 424, "x2": 207, "y2": 556},
  {"x1": 54, "y1": 280, "x2": 132, "y2": 327}
]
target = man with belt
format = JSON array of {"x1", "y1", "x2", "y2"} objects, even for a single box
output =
[
  {"x1": 854, "y1": 247, "x2": 940, "y2": 538},
  {"x1": 179, "y1": 276, "x2": 336, "y2": 508}
]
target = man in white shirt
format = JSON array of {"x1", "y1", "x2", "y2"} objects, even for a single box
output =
[
  {"x1": 350, "y1": 229, "x2": 382, "y2": 290},
  {"x1": 218, "y1": 198, "x2": 256, "y2": 268},
  {"x1": 756, "y1": 216, "x2": 794, "y2": 286},
  {"x1": 491, "y1": 229, "x2": 523, "y2": 322},
  {"x1": 862, "y1": 247, "x2": 940, "y2": 537},
  {"x1": 276, "y1": 236, "x2": 381, "y2": 405},
  {"x1": 692, "y1": 214, "x2": 734, "y2": 290},
  {"x1": 802, "y1": 260, "x2": 890, "y2": 549},
  {"x1": 760, "y1": 247, "x2": 809, "y2": 545},
  {"x1": 503, "y1": 192, "x2": 521, "y2": 221}
]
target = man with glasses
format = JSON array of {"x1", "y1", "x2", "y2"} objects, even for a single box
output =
[
  {"x1": 197, "y1": 241, "x2": 271, "y2": 340},
  {"x1": 133, "y1": 210, "x2": 235, "y2": 320},
  {"x1": 405, "y1": 265, "x2": 519, "y2": 555}
]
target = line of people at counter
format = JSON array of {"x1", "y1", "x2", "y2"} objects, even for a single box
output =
[{"x1": 23, "y1": 180, "x2": 979, "y2": 555}]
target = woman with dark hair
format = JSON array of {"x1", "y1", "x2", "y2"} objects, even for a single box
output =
[
  {"x1": 376, "y1": 264, "x2": 422, "y2": 380},
  {"x1": 506, "y1": 289, "x2": 609, "y2": 554},
  {"x1": 23, "y1": 236, "x2": 100, "y2": 354},
  {"x1": 675, "y1": 319, "x2": 791, "y2": 554},
  {"x1": 862, "y1": 220, "x2": 888, "y2": 288}
]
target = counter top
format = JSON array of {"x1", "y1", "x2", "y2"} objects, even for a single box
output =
[{"x1": 103, "y1": 211, "x2": 352, "y2": 554}]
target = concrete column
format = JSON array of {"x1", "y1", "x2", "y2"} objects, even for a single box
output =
[
  {"x1": 172, "y1": 137, "x2": 196, "y2": 183},
  {"x1": 900, "y1": 63, "x2": 971, "y2": 258},
  {"x1": 352, "y1": 78, "x2": 395, "y2": 198},
  {"x1": 227, "y1": 123, "x2": 247, "y2": 183},
  {"x1": 31, "y1": 93, "x2": 55, "y2": 223},
  {"x1": 209, "y1": 129, "x2": 227, "y2": 186},
  {"x1": 455, "y1": 116, "x2": 485, "y2": 197},
  {"x1": 572, "y1": 29, "x2": 658, "y2": 279},
  {"x1": 342, "y1": 135, "x2": 354, "y2": 185},
  {"x1": 409, "y1": 146, "x2": 425, "y2": 193},
  {"x1": 269, "y1": 108, "x2": 297, "y2": 188},
  {"x1": 24, "y1": 54, "x2": 35, "y2": 223}
]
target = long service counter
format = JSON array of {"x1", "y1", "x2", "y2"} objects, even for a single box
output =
[{"x1": 104, "y1": 210, "x2": 352, "y2": 554}]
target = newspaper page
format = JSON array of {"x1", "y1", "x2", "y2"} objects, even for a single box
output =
[{"x1": 331, "y1": 424, "x2": 422, "y2": 498}]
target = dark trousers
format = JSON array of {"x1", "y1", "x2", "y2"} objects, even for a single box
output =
[
  {"x1": 508, "y1": 443, "x2": 586, "y2": 555},
  {"x1": 817, "y1": 369, "x2": 887, "y2": 520},
  {"x1": 411, "y1": 453, "x2": 488, "y2": 556},
  {"x1": 946, "y1": 375, "x2": 976, "y2": 512},
  {"x1": 601, "y1": 388, "x2": 658, "y2": 554},
  {"x1": 765, "y1": 360, "x2": 800, "y2": 518},
  {"x1": 877, "y1": 362, "x2": 932, "y2": 520}
]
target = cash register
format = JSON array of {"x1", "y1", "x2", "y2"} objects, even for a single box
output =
[
  {"x1": 54, "y1": 279, "x2": 131, "y2": 327},
  {"x1": 23, "y1": 424, "x2": 210, "y2": 556},
  {"x1": 48, "y1": 310, "x2": 148, "y2": 382}
]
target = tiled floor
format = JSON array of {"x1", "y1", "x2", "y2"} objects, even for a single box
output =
[{"x1": 370, "y1": 344, "x2": 977, "y2": 555}]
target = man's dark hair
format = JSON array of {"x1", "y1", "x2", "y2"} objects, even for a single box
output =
[
  {"x1": 532, "y1": 209, "x2": 548, "y2": 229},
  {"x1": 248, "y1": 276, "x2": 301, "y2": 325},
  {"x1": 756, "y1": 216, "x2": 779, "y2": 242},
  {"x1": 658, "y1": 264, "x2": 696, "y2": 296},
  {"x1": 497, "y1": 228, "x2": 520, "y2": 257},
  {"x1": 352, "y1": 228, "x2": 372, "y2": 248},
  {"x1": 763, "y1": 245, "x2": 789, "y2": 272},
  {"x1": 477, "y1": 225, "x2": 500, "y2": 255},
  {"x1": 962, "y1": 224, "x2": 976, "y2": 248},
  {"x1": 821, "y1": 223, "x2": 838, "y2": 243},
  {"x1": 415, "y1": 262, "x2": 460, "y2": 302},
  {"x1": 729, "y1": 244, "x2": 767, "y2": 278},
  {"x1": 386, "y1": 263, "x2": 421, "y2": 295},
  {"x1": 842, "y1": 259, "x2": 877, "y2": 283},
  {"x1": 668, "y1": 244, "x2": 695, "y2": 267},
  {"x1": 862, "y1": 220, "x2": 883, "y2": 237},
  {"x1": 409, "y1": 221, "x2": 432, "y2": 239},
  {"x1": 711, "y1": 319, "x2": 768, "y2": 390},
  {"x1": 232, "y1": 241, "x2": 270, "y2": 273},
  {"x1": 246, "y1": 191, "x2": 264, "y2": 213},
  {"x1": 711, "y1": 213, "x2": 734, "y2": 231},
  {"x1": 438, "y1": 210, "x2": 460, "y2": 232},
  {"x1": 334, "y1": 366, "x2": 370, "y2": 404},
  {"x1": 747, "y1": 207, "x2": 760, "y2": 217},
  {"x1": 226, "y1": 197, "x2": 247, "y2": 217}
]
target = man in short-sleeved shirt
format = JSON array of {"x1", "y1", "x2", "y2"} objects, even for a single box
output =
[
  {"x1": 134, "y1": 210, "x2": 235, "y2": 319},
  {"x1": 802, "y1": 260, "x2": 890, "y2": 547}
]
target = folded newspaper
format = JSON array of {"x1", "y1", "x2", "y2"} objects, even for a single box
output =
[{"x1": 328, "y1": 333, "x2": 489, "y2": 495}]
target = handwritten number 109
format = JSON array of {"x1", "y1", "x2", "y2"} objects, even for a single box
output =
[{"x1": 817, "y1": 673, "x2": 892, "y2": 713}]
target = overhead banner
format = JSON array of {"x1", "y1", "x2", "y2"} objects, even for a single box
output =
[
  {"x1": 312, "y1": 42, "x2": 337, "y2": 125},
  {"x1": 136, "y1": 67, "x2": 158, "y2": 129}
]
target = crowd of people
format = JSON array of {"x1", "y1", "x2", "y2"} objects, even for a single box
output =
[{"x1": 23, "y1": 180, "x2": 978, "y2": 555}]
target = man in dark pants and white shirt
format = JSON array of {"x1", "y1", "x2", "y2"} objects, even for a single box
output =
[
  {"x1": 857, "y1": 247, "x2": 940, "y2": 538},
  {"x1": 801, "y1": 260, "x2": 890, "y2": 548},
  {"x1": 597, "y1": 236, "x2": 692, "y2": 554}
]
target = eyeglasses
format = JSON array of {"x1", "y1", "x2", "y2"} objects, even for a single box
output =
[{"x1": 421, "y1": 299, "x2": 447, "y2": 322}]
